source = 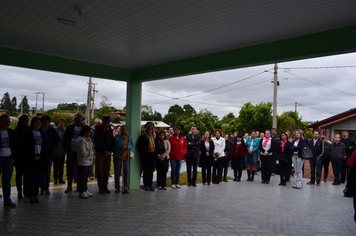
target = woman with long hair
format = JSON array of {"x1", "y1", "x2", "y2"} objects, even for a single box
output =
[
  {"x1": 14, "y1": 114, "x2": 29, "y2": 199},
  {"x1": 212, "y1": 129, "x2": 225, "y2": 184},
  {"x1": 231, "y1": 134, "x2": 248, "y2": 182},
  {"x1": 277, "y1": 132, "x2": 292, "y2": 186},
  {"x1": 259, "y1": 130, "x2": 276, "y2": 184},
  {"x1": 24, "y1": 117, "x2": 48, "y2": 204},
  {"x1": 291, "y1": 129, "x2": 306, "y2": 189},
  {"x1": 137, "y1": 124, "x2": 159, "y2": 191},
  {"x1": 285, "y1": 131, "x2": 293, "y2": 182},
  {"x1": 156, "y1": 131, "x2": 171, "y2": 190},
  {"x1": 245, "y1": 131, "x2": 260, "y2": 182},
  {"x1": 222, "y1": 133, "x2": 232, "y2": 182},
  {"x1": 199, "y1": 131, "x2": 215, "y2": 185},
  {"x1": 168, "y1": 126, "x2": 187, "y2": 189}
]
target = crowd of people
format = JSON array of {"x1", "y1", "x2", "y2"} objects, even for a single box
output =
[{"x1": 1, "y1": 113, "x2": 356, "y2": 222}]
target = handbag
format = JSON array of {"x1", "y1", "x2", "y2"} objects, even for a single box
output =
[
  {"x1": 130, "y1": 150, "x2": 134, "y2": 160},
  {"x1": 302, "y1": 144, "x2": 313, "y2": 159}
]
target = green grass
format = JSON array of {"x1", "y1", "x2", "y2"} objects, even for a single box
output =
[{"x1": 153, "y1": 171, "x2": 233, "y2": 188}]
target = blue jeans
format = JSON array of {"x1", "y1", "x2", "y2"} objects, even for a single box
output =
[
  {"x1": 310, "y1": 158, "x2": 322, "y2": 183},
  {"x1": 77, "y1": 165, "x2": 89, "y2": 194},
  {"x1": 170, "y1": 160, "x2": 182, "y2": 185},
  {"x1": 0, "y1": 157, "x2": 14, "y2": 204},
  {"x1": 41, "y1": 152, "x2": 55, "y2": 190}
]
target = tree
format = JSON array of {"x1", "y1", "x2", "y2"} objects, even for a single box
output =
[
  {"x1": 100, "y1": 95, "x2": 112, "y2": 108},
  {"x1": 163, "y1": 104, "x2": 186, "y2": 126},
  {"x1": 18, "y1": 96, "x2": 30, "y2": 114},
  {"x1": 198, "y1": 108, "x2": 217, "y2": 118},
  {"x1": 176, "y1": 115, "x2": 222, "y2": 136},
  {"x1": 221, "y1": 112, "x2": 235, "y2": 124},
  {"x1": 57, "y1": 103, "x2": 86, "y2": 111},
  {"x1": 0, "y1": 92, "x2": 17, "y2": 116},
  {"x1": 277, "y1": 111, "x2": 308, "y2": 134},
  {"x1": 183, "y1": 104, "x2": 196, "y2": 117}
]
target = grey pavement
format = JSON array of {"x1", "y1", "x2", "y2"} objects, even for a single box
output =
[{"x1": 1, "y1": 168, "x2": 355, "y2": 236}]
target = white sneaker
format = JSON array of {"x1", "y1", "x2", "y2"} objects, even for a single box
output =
[
  {"x1": 86, "y1": 190, "x2": 93, "y2": 197},
  {"x1": 176, "y1": 185, "x2": 181, "y2": 189},
  {"x1": 171, "y1": 184, "x2": 176, "y2": 189},
  {"x1": 79, "y1": 192, "x2": 89, "y2": 199}
]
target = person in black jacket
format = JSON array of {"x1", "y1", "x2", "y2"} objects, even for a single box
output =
[
  {"x1": 222, "y1": 134, "x2": 232, "y2": 182},
  {"x1": 0, "y1": 114, "x2": 18, "y2": 207},
  {"x1": 94, "y1": 116, "x2": 115, "y2": 194},
  {"x1": 277, "y1": 133, "x2": 292, "y2": 186},
  {"x1": 344, "y1": 161, "x2": 356, "y2": 222},
  {"x1": 40, "y1": 115, "x2": 60, "y2": 195},
  {"x1": 321, "y1": 136, "x2": 332, "y2": 182},
  {"x1": 259, "y1": 130, "x2": 276, "y2": 184},
  {"x1": 330, "y1": 134, "x2": 346, "y2": 185},
  {"x1": 14, "y1": 114, "x2": 29, "y2": 199},
  {"x1": 185, "y1": 125, "x2": 201, "y2": 187},
  {"x1": 137, "y1": 124, "x2": 159, "y2": 191},
  {"x1": 307, "y1": 131, "x2": 324, "y2": 186},
  {"x1": 340, "y1": 131, "x2": 355, "y2": 184},
  {"x1": 63, "y1": 114, "x2": 84, "y2": 193},
  {"x1": 199, "y1": 131, "x2": 215, "y2": 185},
  {"x1": 24, "y1": 116, "x2": 48, "y2": 204}
]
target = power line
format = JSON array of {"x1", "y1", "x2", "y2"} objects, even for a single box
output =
[
  {"x1": 286, "y1": 71, "x2": 356, "y2": 97},
  {"x1": 279, "y1": 65, "x2": 356, "y2": 70},
  {"x1": 298, "y1": 104, "x2": 334, "y2": 114}
]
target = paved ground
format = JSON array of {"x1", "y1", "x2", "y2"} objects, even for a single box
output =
[{"x1": 0, "y1": 168, "x2": 355, "y2": 236}]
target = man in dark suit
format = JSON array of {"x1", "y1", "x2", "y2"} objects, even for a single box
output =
[
  {"x1": 307, "y1": 130, "x2": 324, "y2": 186},
  {"x1": 340, "y1": 130, "x2": 355, "y2": 184},
  {"x1": 185, "y1": 125, "x2": 201, "y2": 187}
]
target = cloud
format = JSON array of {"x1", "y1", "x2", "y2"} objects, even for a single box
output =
[{"x1": 0, "y1": 52, "x2": 355, "y2": 123}]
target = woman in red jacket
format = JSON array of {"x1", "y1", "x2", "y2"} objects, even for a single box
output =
[
  {"x1": 168, "y1": 126, "x2": 187, "y2": 189},
  {"x1": 231, "y1": 134, "x2": 248, "y2": 182}
]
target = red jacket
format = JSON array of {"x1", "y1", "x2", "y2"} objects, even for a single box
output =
[
  {"x1": 168, "y1": 135, "x2": 187, "y2": 161},
  {"x1": 231, "y1": 143, "x2": 248, "y2": 159},
  {"x1": 347, "y1": 149, "x2": 356, "y2": 167}
]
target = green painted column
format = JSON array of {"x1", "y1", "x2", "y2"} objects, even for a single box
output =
[{"x1": 126, "y1": 81, "x2": 142, "y2": 189}]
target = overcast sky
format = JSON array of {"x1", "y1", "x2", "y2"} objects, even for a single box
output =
[{"x1": 1, "y1": 52, "x2": 355, "y2": 122}]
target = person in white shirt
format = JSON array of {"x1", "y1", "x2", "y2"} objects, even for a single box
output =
[{"x1": 212, "y1": 129, "x2": 225, "y2": 184}]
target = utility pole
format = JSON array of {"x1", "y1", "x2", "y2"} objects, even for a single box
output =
[
  {"x1": 76, "y1": 100, "x2": 80, "y2": 112},
  {"x1": 272, "y1": 63, "x2": 278, "y2": 129},
  {"x1": 91, "y1": 82, "x2": 98, "y2": 119},
  {"x1": 42, "y1": 93, "x2": 45, "y2": 115},
  {"x1": 295, "y1": 102, "x2": 298, "y2": 112},
  {"x1": 35, "y1": 92, "x2": 40, "y2": 112},
  {"x1": 20, "y1": 95, "x2": 24, "y2": 115},
  {"x1": 85, "y1": 77, "x2": 92, "y2": 125}
]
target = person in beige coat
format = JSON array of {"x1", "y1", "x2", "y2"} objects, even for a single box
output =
[
  {"x1": 156, "y1": 131, "x2": 171, "y2": 190},
  {"x1": 76, "y1": 125, "x2": 95, "y2": 199}
]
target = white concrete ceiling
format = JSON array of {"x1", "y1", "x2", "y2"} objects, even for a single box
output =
[{"x1": 1, "y1": 0, "x2": 356, "y2": 69}]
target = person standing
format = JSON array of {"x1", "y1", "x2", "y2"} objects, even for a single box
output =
[
  {"x1": 231, "y1": 134, "x2": 248, "y2": 182},
  {"x1": 166, "y1": 126, "x2": 174, "y2": 139},
  {"x1": 40, "y1": 115, "x2": 59, "y2": 196},
  {"x1": 291, "y1": 129, "x2": 306, "y2": 189},
  {"x1": 94, "y1": 116, "x2": 115, "y2": 194},
  {"x1": 285, "y1": 131, "x2": 293, "y2": 182},
  {"x1": 321, "y1": 136, "x2": 332, "y2": 182},
  {"x1": 138, "y1": 124, "x2": 159, "y2": 191},
  {"x1": 199, "y1": 131, "x2": 215, "y2": 185},
  {"x1": 307, "y1": 131, "x2": 324, "y2": 186},
  {"x1": 330, "y1": 134, "x2": 346, "y2": 185},
  {"x1": 63, "y1": 114, "x2": 84, "y2": 193},
  {"x1": 168, "y1": 126, "x2": 187, "y2": 189},
  {"x1": 222, "y1": 133, "x2": 232, "y2": 182},
  {"x1": 185, "y1": 125, "x2": 201, "y2": 187},
  {"x1": 340, "y1": 131, "x2": 355, "y2": 184},
  {"x1": 230, "y1": 131, "x2": 238, "y2": 144},
  {"x1": 259, "y1": 130, "x2": 276, "y2": 184},
  {"x1": 245, "y1": 131, "x2": 259, "y2": 182},
  {"x1": 113, "y1": 125, "x2": 135, "y2": 194},
  {"x1": 212, "y1": 129, "x2": 225, "y2": 184},
  {"x1": 76, "y1": 125, "x2": 95, "y2": 199},
  {"x1": 270, "y1": 128, "x2": 280, "y2": 176},
  {"x1": 14, "y1": 114, "x2": 29, "y2": 199},
  {"x1": 156, "y1": 131, "x2": 171, "y2": 190},
  {"x1": 89, "y1": 118, "x2": 102, "y2": 180},
  {"x1": 54, "y1": 118, "x2": 66, "y2": 184},
  {"x1": 24, "y1": 116, "x2": 48, "y2": 204},
  {"x1": 276, "y1": 133, "x2": 292, "y2": 186},
  {"x1": 0, "y1": 114, "x2": 18, "y2": 207}
]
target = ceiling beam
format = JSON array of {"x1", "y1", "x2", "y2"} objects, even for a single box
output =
[
  {"x1": 133, "y1": 25, "x2": 356, "y2": 82},
  {"x1": 0, "y1": 47, "x2": 133, "y2": 81}
]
